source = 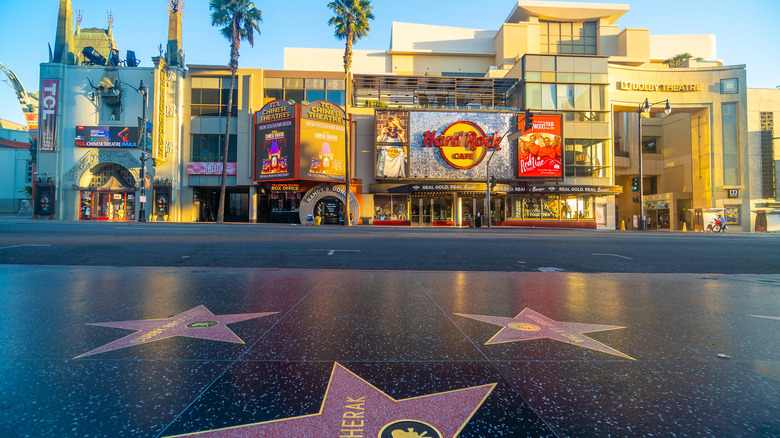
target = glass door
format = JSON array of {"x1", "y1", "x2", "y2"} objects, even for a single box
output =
[{"x1": 97, "y1": 192, "x2": 110, "y2": 220}]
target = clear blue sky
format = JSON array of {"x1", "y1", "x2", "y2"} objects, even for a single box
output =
[{"x1": 1, "y1": 0, "x2": 778, "y2": 126}]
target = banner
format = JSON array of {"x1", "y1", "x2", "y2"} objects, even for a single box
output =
[
  {"x1": 75, "y1": 126, "x2": 140, "y2": 148},
  {"x1": 39, "y1": 79, "x2": 60, "y2": 152},
  {"x1": 299, "y1": 101, "x2": 346, "y2": 182},
  {"x1": 516, "y1": 114, "x2": 563, "y2": 178}
]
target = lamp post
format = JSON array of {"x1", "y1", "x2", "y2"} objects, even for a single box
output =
[
  {"x1": 122, "y1": 80, "x2": 149, "y2": 222},
  {"x1": 636, "y1": 98, "x2": 671, "y2": 230}
]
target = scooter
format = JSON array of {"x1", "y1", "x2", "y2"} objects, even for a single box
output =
[{"x1": 706, "y1": 219, "x2": 727, "y2": 233}]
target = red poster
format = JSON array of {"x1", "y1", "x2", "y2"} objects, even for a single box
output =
[
  {"x1": 516, "y1": 114, "x2": 563, "y2": 178},
  {"x1": 39, "y1": 79, "x2": 60, "y2": 152}
]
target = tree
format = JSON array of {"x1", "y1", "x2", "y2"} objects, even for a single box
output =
[
  {"x1": 209, "y1": 0, "x2": 262, "y2": 223},
  {"x1": 663, "y1": 53, "x2": 693, "y2": 68},
  {"x1": 328, "y1": 0, "x2": 374, "y2": 226}
]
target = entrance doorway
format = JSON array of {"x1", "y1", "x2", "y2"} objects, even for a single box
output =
[
  {"x1": 315, "y1": 197, "x2": 344, "y2": 225},
  {"x1": 81, "y1": 163, "x2": 137, "y2": 221},
  {"x1": 411, "y1": 196, "x2": 454, "y2": 226}
]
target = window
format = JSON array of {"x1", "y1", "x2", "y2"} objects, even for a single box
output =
[
  {"x1": 540, "y1": 21, "x2": 597, "y2": 55},
  {"x1": 564, "y1": 139, "x2": 609, "y2": 178},
  {"x1": 373, "y1": 194, "x2": 409, "y2": 221},
  {"x1": 191, "y1": 134, "x2": 237, "y2": 162},
  {"x1": 263, "y1": 77, "x2": 346, "y2": 106},
  {"x1": 191, "y1": 77, "x2": 238, "y2": 117},
  {"x1": 26, "y1": 160, "x2": 33, "y2": 183},
  {"x1": 721, "y1": 103, "x2": 739, "y2": 185}
]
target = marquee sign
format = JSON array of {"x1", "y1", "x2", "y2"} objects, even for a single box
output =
[{"x1": 254, "y1": 100, "x2": 296, "y2": 181}]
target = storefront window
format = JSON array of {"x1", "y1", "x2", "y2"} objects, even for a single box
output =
[
  {"x1": 373, "y1": 195, "x2": 409, "y2": 221},
  {"x1": 542, "y1": 196, "x2": 559, "y2": 219},
  {"x1": 577, "y1": 195, "x2": 594, "y2": 219},
  {"x1": 523, "y1": 197, "x2": 541, "y2": 220},
  {"x1": 433, "y1": 198, "x2": 452, "y2": 221},
  {"x1": 561, "y1": 195, "x2": 577, "y2": 220}
]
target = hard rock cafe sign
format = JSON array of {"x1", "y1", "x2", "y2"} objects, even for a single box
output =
[{"x1": 421, "y1": 121, "x2": 502, "y2": 169}]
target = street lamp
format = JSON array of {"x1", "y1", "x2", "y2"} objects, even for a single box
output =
[
  {"x1": 636, "y1": 98, "x2": 671, "y2": 230},
  {"x1": 121, "y1": 80, "x2": 149, "y2": 222}
]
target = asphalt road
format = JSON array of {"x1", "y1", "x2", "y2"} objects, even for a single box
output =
[{"x1": 1, "y1": 219, "x2": 779, "y2": 273}]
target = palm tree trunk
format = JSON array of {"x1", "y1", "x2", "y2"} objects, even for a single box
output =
[
  {"x1": 216, "y1": 72, "x2": 234, "y2": 223},
  {"x1": 217, "y1": 20, "x2": 240, "y2": 224},
  {"x1": 343, "y1": 31, "x2": 353, "y2": 226}
]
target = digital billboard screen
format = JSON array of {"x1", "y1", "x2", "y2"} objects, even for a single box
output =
[
  {"x1": 75, "y1": 125, "x2": 140, "y2": 148},
  {"x1": 299, "y1": 101, "x2": 346, "y2": 182},
  {"x1": 516, "y1": 114, "x2": 564, "y2": 179}
]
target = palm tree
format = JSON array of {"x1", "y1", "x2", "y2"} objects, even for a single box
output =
[
  {"x1": 209, "y1": 0, "x2": 262, "y2": 223},
  {"x1": 328, "y1": 0, "x2": 374, "y2": 225}
]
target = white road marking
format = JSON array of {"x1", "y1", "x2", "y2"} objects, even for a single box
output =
[
  {"x1": 0, "y1": 244, "x2": 53, "y2": 250},
  {"x1": 311, "y1": 249, "x2": 361, "y2": 256},
  {"x1": 537, "y1": 267, "x2": 566, "y2": 272},
  {"x1": 592, "y1": 253, "x2": 633, "y2": 260},
  {"x1": 749, "y1": 315, "x2": 780, "y2": 321}
]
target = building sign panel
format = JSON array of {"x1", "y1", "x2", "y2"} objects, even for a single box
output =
[
  {"x1": 408, "y1": 111, "x2": 514, "y2": 180},
  {"x1": 618, "y1": 81, "x2": 702, "y2": 92},
  {"x1": 39, "y1": 79, "x2": 59, "y2": 152},
  {"x1": 516, "y1": 114, "x2": 563, "y2": 179},
  {"x1": 299, "y1": 101, "x2": 346, "y2": 182},
  {"x1": 187, "y1": 162, "x2": 237, "y2": 175},
  {"x1": 75, "y1": 126, "x2": 140, "y2": 148}
]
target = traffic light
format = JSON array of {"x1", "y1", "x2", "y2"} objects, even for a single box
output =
[
  {"x1": 524, "y1": 109, "x2": 534, "y2": 131},
  {"x1": 631, "y1": 176, "x2": 639, "y2": 192},
  {"x1": 490, "y1": 175, "x2": 497, "y2": 190}
]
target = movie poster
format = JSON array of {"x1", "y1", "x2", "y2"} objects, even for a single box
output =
[
  {"x1": 254, "y1": 100, "x2": 296, "y2": 181},
  {"x1": 299, "y1": 101, "x2": 346, "y2": 182},
  {"x1": 516, "y1": 114, "x2": 564, "y2": 178}
]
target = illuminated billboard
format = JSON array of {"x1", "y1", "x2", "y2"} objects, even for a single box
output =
[
  {"x1": 75, "y1": 126, "x2": 140, "y2": 148},
  {"x1": 516, "y1": 114, "x2": 563, "y2": 179},
  {"x1": 254, "y1": 100, "x2": 296, "y2": 181},
  {"x1": 375, "y1": 111, "x2": 409, "y2": 179},
  {"x1": 407, "y1": 111, "x2": 515, "y2": 180},
  {"x1": 299, "y1": 101, "x2": 346, "y2": 182}
]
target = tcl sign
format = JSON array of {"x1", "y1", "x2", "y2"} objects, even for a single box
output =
[
  {"x1": 39, "y1": 79, "x2": 60, "y2": 152},
  {"x1": 422, "y1": 121, "x2": 502, "y2": 169}
]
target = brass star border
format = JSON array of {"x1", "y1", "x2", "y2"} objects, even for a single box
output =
[
  {"x1": 76, "y1": 305, "x2": 278, "y2": 358},
  {"x1": 456, "y1": 308, "x2": 635, "y2": 360},
  {"x1": 165, "y1": 363, "x2": 496, "y2": 437}
]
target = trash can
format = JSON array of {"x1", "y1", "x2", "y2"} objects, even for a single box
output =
[{"x1": 475, "y1": 215, "x2": 482, "y2": 228}]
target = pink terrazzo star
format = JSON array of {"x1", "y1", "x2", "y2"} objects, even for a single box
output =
[
  {"x1": 456, "y1": 308, "x2": 635, "y2": 360},
  {"x1": 76, "y1": 305, "x2": 278, "y2": 358},
  {"x1": 166, "y1": 363, "x2": 496, "y2": 437}
]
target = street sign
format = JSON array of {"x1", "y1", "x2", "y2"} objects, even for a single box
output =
[{"x1": 144, "y1": 175, "x2": 151, "y2": 189}]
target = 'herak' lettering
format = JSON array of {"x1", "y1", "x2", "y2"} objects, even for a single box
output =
[{"x1": 340, "y1": 396, "x2": 365, "y2": 437}]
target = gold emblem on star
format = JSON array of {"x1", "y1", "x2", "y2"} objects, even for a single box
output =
[{"x1": 508, "y1": 322, "x2": 541, "y2": 331}]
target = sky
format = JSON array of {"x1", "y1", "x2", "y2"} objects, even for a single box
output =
[{"x1": 1, "y1": 0, "x2": 778, "y2": 126}]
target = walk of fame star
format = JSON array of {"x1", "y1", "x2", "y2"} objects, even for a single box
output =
[
  {"x1": 165, "y1": 363, "x2": 496, "y2": 437},
  {"x1": 75, "y1": 305, "x2": 278, "y2": 358},
  {"x1": 456, "y1": 308, "x2": 635, "y2": 360}
]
